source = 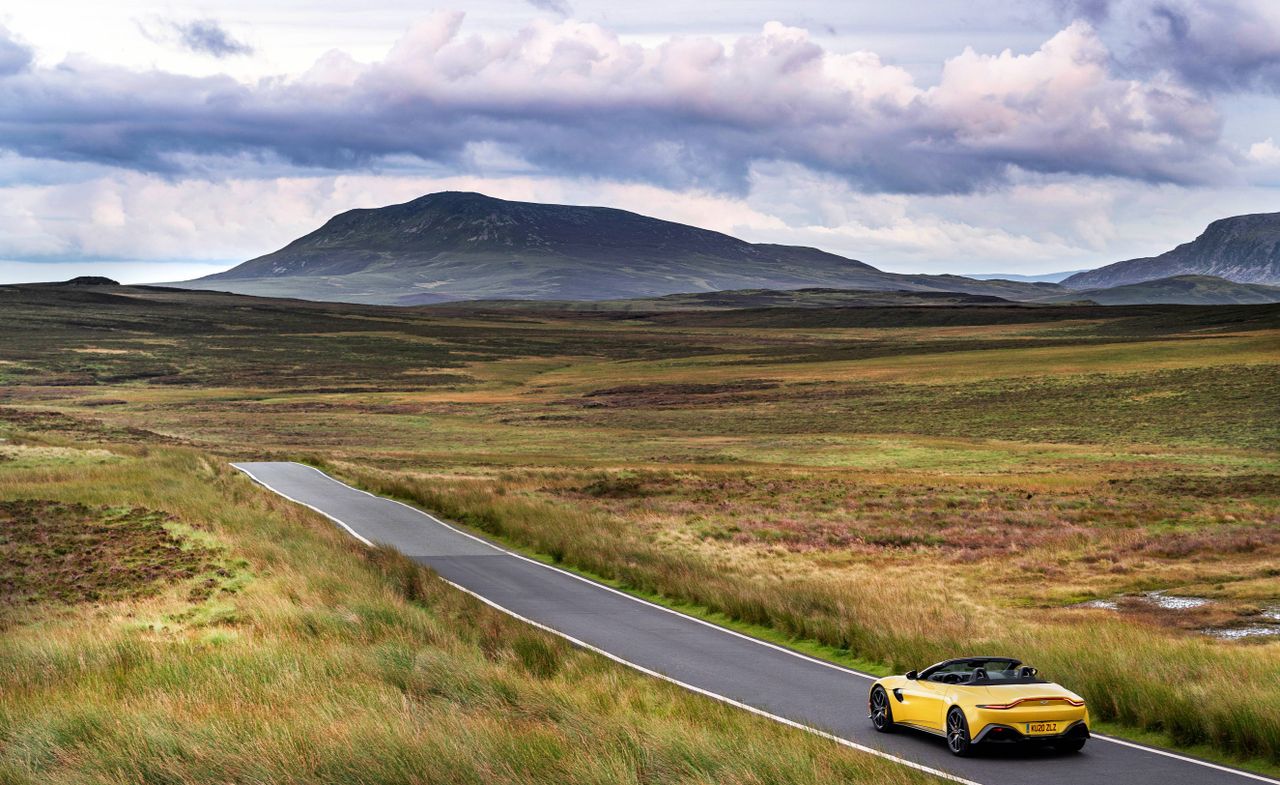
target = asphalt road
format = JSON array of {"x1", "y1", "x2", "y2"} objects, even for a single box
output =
[{"x1": 234, "y1": 461, "x2": 1277, "y2": 785}]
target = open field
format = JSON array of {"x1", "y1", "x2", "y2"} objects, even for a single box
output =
[
  {"x1": 1, "y1": 283, "x2": 1278, "y2": 771},
  {"x1": 0, "y1": 446, "x2": 939, "y2": 785}
]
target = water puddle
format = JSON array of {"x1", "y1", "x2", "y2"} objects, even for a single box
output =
[
  {"x1": 1144, "y1": 590, "x2": 1210, "y2": 610},
  {"x1": 1071, "y1": 590, "x2": 1210, "y2": 612},
  {"x1": 1076, "y1": 599, "x2": 1119, "y2": 610},
  {"x1": 1072, "y1": 595, "x2": 1280, "y2": 640},
  {"x1": 1205, "y1": 625, "x2": 1280, "y2": 640},
  {"x1": 1207, "y1": 606, "x2": 1280, "y2": 639}
]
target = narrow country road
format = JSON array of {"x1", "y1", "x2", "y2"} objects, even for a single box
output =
[{"x1": 234, "y1": 462, "x2": 1277, "y2": 785}]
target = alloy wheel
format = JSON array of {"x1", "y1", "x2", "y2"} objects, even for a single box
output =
[
  {"x1": 871, "y1": 688, "x2": 889, "y2": 730},
  {"x1": 947, "y1": 709, "x2": 970, "y2": 755}
]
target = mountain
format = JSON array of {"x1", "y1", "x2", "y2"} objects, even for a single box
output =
[
  {"x1": 1043, "y1": 275, "x2": 1280, "y2": 305},
  {"x1": 176, "y1": 191, "x2": 1065, "y2": 305},
  {"x1": 1063, "y1": 212, "x2": 1280, "y2": 290},
  {"x1": 964, "y1": 270, "x2": 1089, "y2": 283}
]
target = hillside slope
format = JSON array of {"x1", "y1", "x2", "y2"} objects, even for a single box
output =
[
  {"x1": 1064, "y1": 212, "x2": 1280, "y2": 289},
  {"x1": 1046, "y1": 275, "x2": 1280, "y2": 305},
  {"x1": 178, "y1": 192, "x2": 1064, "y2": 304}
]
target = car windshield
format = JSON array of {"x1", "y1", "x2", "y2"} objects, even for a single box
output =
[{"x1": 922, "y1": 658, "x2": 1044, "y2": 684}]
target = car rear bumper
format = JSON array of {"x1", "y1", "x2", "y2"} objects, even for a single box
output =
[{"x1": 973, "y1": 719, "x2": 1089, "y2": 745}]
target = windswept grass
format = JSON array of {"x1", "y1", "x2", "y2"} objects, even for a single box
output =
[{"x1": 0, "y1": 447, "x2": 940, "y2": 785}]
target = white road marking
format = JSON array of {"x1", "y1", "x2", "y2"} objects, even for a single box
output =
[
  {"x1": 235, "y1": 463, "x2": 374, "y2": 546},
  {"x1": 1095, "y1": 735, "x2": 1280, "y2": 784},
  {"x1": 233, "y1": 462, "x2": 1280, "y2": 785},
  {"x1": 442, "y1": 577, "x2": 983, "y2": 785},
  {"x1": 284, "y1": 462, "x2": 877, "y2": 680}
]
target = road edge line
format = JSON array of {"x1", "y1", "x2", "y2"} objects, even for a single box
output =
[
  {"x1": 286, "y1": 462, "x2": 879, "y2": 681},
  {"x1": 441, "y1": 577, "x2": 982, "y2": 785},
  {"x1": 234, "y1": 462, "x2": 1280, "y2": 785},
  {"x1": 234, "y1": 463, "x2": 375, "y2": 546}
]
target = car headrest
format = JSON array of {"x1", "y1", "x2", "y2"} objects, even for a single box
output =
[
  {"x1": 1019, "y1": 666, "x2": 1037, "y2": 678},
  {"x1": 972, "y1": 667, "x2": 988, "y2": 680}
]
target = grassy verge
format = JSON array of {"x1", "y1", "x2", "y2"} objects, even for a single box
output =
[
  {"x1": 332, "y1": 462, "x2": 1280, "y2": 774},
  {"x1": 542, "y1": 557, "x2": 1280, "y2": 780},
  {"x1": 0, "y1": 445, "x2": 943, "y2": 785}
]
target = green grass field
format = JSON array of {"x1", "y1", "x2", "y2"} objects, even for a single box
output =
[{"x1": 1, "y1": 283, "x2": 1277, "y2": 776}]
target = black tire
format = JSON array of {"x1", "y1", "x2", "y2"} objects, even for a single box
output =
[
  {"x1": 1056, "y1": 735, "x2": 1087, "y2": 753},
  {"x1": 869, "y1": 686, "x2": 895, "y2": 733},
  {"x1": 946, "y1": 708, "x2": 973, "y2": 757}
]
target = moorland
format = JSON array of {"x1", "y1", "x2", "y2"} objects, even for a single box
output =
[{"x1": 1, "y1": 281, "x2": 1277, "y2": 780}]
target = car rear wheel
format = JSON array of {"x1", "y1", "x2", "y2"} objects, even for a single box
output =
[
  {"x1": 869, "y1": 686, "x2": 895, "y2": 732},
  {"x1": 946, "y1": 708, "x2": 973, "y2": 757}
]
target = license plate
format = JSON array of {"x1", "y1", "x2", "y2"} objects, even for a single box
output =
[{"x1": 1025, "y1": 722, "x2": 1060, "y2": 735}]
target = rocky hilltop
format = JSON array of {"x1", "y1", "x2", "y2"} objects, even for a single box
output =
[{"x1": 1064, "y1": 213, "x2": 1280, "y2": 289}]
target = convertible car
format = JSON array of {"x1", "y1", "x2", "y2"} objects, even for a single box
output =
[{"x1": 868, "y1": 656, "x2": 1089, "y2": 756}]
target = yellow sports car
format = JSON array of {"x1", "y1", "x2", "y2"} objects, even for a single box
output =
[{"x1": 868, "y1": 656, "x2": 1089, "y2": 756}]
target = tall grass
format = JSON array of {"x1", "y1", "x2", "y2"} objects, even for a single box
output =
[
  {"x1": 341, "y1": 464, "x2": 1280, "y2": 766},
  {"x1": 0, "y1": 450, "x2": 938, "y2": 785}
]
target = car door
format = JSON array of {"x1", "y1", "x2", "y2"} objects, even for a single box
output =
[
  {"x1": 893, "y1": 678, "x2": 948, "y2": 730},
  {"x1": 910, "y1": 679, "x2": 950, "y2": 730}
]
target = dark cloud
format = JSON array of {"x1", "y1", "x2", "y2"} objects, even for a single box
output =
[
  {"x1": 1049, "y1": 0, "x2": 1116, "y2": 22},
  {"x1": 1133, "y1": 1, "x2": 1280, "y2": 92},
  {"x1": 1050, "y1": 0, "x2": 1280, "y2": 93},
  {"x1": 0, "y1": 15, "x2": 1232, "y2": 195},
  {"x1": 0, "y1": 27, "x2": 33, "y2": 75},
  {"x1": 164, "y1": 19, "x2": 254, "y2": 58},
  {"x1": 526, "y1": 0, "x2": 572, "y2": 16}
]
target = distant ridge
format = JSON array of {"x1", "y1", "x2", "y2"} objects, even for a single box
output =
[
  {"x1": 53, "y1": 276, "x2": 120, "y2": 286},
  {"x1": 424, "y1": 287, "x2": 1021, "y2": 312},
  {"x1": 177, "y1": 191, "x2": 1066, "y2": 305},
  {"x1": 1046, "y1": 274, "x2": 1280, "y2": 306},
  {"x1": 1064, "y1": 212, "x2": 1280, "y2": 289}
]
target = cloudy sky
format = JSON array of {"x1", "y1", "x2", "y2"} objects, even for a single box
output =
[{"x1": 3, "y1": 0, "x2": 1280, "y2": 283}]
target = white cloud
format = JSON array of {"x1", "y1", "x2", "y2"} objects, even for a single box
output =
[
  {"x1": 0, "y1": 15, "x2": 1235, "y2": 194},
  {"x1": 1248, "y1": 137, "x2": 1280, "y2": 165}
]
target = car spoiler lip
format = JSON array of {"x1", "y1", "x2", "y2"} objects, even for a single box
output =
[{"x1": 975, "y1": 695, "x2": 1086, "y2": 709}]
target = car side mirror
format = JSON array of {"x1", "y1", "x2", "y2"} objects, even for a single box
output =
[{"x1": 905, "y1": 670, "x2": 918, "y2": 680}]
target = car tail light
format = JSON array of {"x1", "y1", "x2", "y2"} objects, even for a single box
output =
[{"x1": 977, "y1": 697, "x2": 1085, "y2": 709}]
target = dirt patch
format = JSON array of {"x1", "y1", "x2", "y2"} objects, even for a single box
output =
[
  {"x1": 228, "y1": 400, "x2": 433, "y2": 415},
  {"x1": 569, "y1": 380, "x2": 780, "y2": 409},
  {"x1": 573, "y1": 471, "x2": 680, "y2": 498},
  {"x1": 0, "y1": 407, "x2": 184, "y2": 445},
  {"x1": 0, "y1": 500, "x2": 222, "y2": 609},
  {"x1": 1110, "y1": 474, "x2": 1280, "y2": 499}
]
